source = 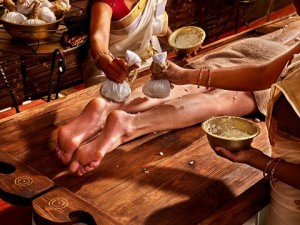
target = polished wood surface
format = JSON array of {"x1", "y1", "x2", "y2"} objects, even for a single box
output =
[
  {"x1": 0, "y1": 15, "x2": 298, "y2": 225},
  {"x1": 0, "y1": 93, "x2": 271, "y2": 224}
]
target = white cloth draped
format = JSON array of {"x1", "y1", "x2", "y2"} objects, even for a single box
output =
[
  {"x1": 109, "y1": 0, "x2": 168, "y2": 60},
  {"x1": 266, "y1": 53, "x2": 300, "y2": 225},
  {"x1": 82, "y1": 0, "x2": 168, "y2": 86}
]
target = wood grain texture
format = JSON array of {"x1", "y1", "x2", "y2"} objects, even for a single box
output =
[
  {"x1": 0, "y1": 83, "x2": 271, "y2": 225},
  {"x1": 0, "y1": 150, "x2": 55, "y2": 206},
  {"x1": 32, "y1": 187, "x2": 121, "y2": 225},
  {"x1": 2, "y1": 14, "x2": 299, "y2": 225}
]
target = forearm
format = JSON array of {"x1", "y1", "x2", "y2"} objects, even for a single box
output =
[
  {"x1": 248, "y1": 153, "x2": 300, "y2": 189},
  {"x1": 89, "y1": 2, "x2": 112, "y2": 70},
  {"x1": 270, "y1": 161, "x2": 300, "y2": 189},
  {"x1": 184, "y1": 42, "x2": 300, "y2": 91}
]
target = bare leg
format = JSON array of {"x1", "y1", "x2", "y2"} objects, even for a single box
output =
[
  {"x1": 56, "y1": 85, "x2": 206, "y2": 164},
  {"x1": 262, "y1": 20, "x2": 300, "y2": 44},
  {"x1": 57, "y1": 21, "x2": 300, "y2": 166},
  {"x1": 69, "y1": 89, "x2": 258, "y2": 176}
]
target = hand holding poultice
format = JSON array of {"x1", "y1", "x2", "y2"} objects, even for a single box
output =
[
  {"x1": 100, "y1": 50, "x2": 141, "y2": 103},
  {"x1": 105, "y1": 57, "x2": 131, "y2": 83},
  {"x1": 143, "y1": 52, "x2": 172, "y2": 98},
  {"x1": 151, "y1": 60, "x2": 186, "y2": 85}
]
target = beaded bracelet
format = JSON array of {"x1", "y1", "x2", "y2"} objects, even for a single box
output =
[
  {"x1": 94, "y1": 51, "x2": 114, "y2": 70},
  {"x1": 197, "y1": 68, "x2": 203, "y2": 88}
]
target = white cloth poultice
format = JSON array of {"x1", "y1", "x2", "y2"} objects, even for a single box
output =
[
  {"x1": 100, "y1": 50, "x2": 142, "y2": 103},
  {"x1": 143, "y1": 52, "x2": 171, "y2": 98},
  {"x1": 125, "y1": 50, "x2": 142, "y2": 67},
  {"x1": 100, "y1": 80, "x2": 131, "y2": 103}
]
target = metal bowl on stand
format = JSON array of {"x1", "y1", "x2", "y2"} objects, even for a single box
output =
[{"x1": 0, "y1": 10, "x2": 64, "y2": 43}]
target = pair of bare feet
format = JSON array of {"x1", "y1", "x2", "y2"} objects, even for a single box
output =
[
  {"x1": 55, "y1": 97, "x2": 134, "y2": 176},
  {"x1": 54, "y1": 82, "x2": 198, "y2": 176}
]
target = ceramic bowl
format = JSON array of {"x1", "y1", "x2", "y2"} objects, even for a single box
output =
[{"x1": 202, "y1": 116, "x2": 260, "y2": 152}]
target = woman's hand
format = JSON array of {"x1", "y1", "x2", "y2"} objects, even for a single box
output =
[
  {"x1": 100, "y1": 56, "x2": 131, "y2": 83},
  {"x1": 213, "y1": 146, "x2": 266, "y2": 166},
  {"x1": 151, "y1": 61, "x2": 186, "y2": 85}
]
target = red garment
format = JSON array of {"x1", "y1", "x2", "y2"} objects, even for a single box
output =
[{"x1": 98, "y1": 0, "x2": 131, "y2": 21}]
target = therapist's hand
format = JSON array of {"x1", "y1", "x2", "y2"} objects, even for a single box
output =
[
  {"x1": 213, "y1": 146, "x2": 265, "y2": 166},
  {"x1": 151, "y1": 61, "x2": 186, "y2": 85},
  {"x1": 104, "y1": 57, "x2": 131, "y2": 83}
]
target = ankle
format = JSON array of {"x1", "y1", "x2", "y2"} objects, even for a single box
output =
[{"x1": 107, "y1": 110, "x2": 134, "y2": 137}]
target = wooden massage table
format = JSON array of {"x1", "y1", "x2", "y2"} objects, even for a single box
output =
[{"x1": 0, "y1": 15, "x2": 298, "y2": 225}]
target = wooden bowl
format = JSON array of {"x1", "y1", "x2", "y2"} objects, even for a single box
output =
[
  {"x1": 168, "y1": 26, "x2": 206, "y2": 55},
  {"x1": 0, "y1": 10, "x2": 63, "y2": 43},
  {"x1": 202, "y1": 116, "x2": 260, "y2": 152}
]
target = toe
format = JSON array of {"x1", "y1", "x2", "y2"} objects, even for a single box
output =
[
  {"x1": 69, "y1": 160, "x2": 80, "y2": 174},
  {"x1": 84, "y1": 165, "x2": 94, "y2": 173},
  {"x1": 90, "y1": 160, "x2": 100, "y2": 168}
]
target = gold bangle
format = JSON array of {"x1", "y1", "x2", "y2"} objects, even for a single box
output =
[
  {"x1": 197, "y1": 68, "x2": 203, "y2": 88},
  {"x1": 94, "y1": 51, "x2": 114, "y2": 69},
  {"x1": 270, "y1": 158, "x2": 284, "y2": 182},
  {"x1": 206, "y1": 68, "x2": 211, "y2": 89},
  {"x1": 263, "y1": 158, "x2": 277, "y2": 180}
]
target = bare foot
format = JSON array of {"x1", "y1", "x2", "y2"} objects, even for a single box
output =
[
  {"x1": 69, "y1": 110, "x2": 135, "y2": 176},
  {"x1": 56, "y1": 97, "x2": 112, "y2": 164}
]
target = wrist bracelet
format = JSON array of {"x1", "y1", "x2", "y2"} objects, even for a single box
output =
[
  {"x1": 263, "y1": 157, "x2": 283, "y2": 181},
  {"x1": 263, "y1": 158, "x2": 278, "y2": 180},
  {"x1": 197, "y1": 68, "x2": 203, "y2": 88},
  {"x1": 206, "y1": 68, "x2": 211, "y2": 89},
  {"x1": 270, "y1": 158, "x2": 284, "y2": 182}
]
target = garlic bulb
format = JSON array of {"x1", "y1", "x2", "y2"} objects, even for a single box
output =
[
  {"x1": 22, "y1": 0, "x2": 45, "y2": 25},
  {"x1": 16, "y1": 0, "x2": 34, "y2": 15},
  {"x1": 142, "y1": 79, "x2": 171, "y2": 98},
  {"x1": 23, "y1": 18, "x2": 45, "y2": 25},
  {"x1": 38, "y1": 6, "x2": 56, "y2": 23},
  {"x1": 100, "y1": 80, "x2": 131, "y2": 103},
  {"x1": 41, "y1": 0, "x2": 53, "y2": 8},
  {"x1": 51, "y1": 0, "x2": 71, "y2": 18},
  {"x1": 142, "y1": 52, "x2": 171, "y2": 98},
  {"x1": 2, "y1": 11, "x2": 27, "y2": 23}
]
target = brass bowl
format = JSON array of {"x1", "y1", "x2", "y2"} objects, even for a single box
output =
[
  {"x1": 202, "y1": 116, "x2": 260, "y2": 152},
  {"x1": 0, "y1": 10, "x2": 63, "y2": 42},
  {"x1": 168, "y1": 26, "x2": 206, "y2": 55}
]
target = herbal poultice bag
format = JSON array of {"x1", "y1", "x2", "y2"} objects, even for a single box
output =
[
  {"x1": 142, "y1": 52, "x2": 171, "y2": 98},
  {"x1": 100, "y1": 50, "x2": 141, "y2": 103}
]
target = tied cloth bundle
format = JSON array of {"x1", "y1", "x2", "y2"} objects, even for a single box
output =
[
  {"x1": 142, "y1": 52, "x2": 171, "y2": 98},
  {"x1": 100, "y1": 50, "x2": 141, "y2": 103}
]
